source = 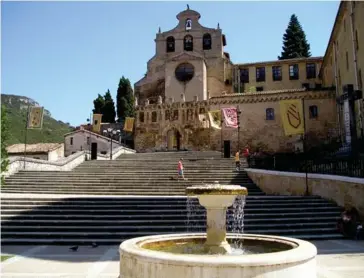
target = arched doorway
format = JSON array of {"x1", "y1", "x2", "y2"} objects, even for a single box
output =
[{"x1": 167, "y1": 128, "x2": 181, "y2": 151}]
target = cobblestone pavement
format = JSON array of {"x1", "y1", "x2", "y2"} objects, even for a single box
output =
[{"x1": 1, "y1": 239, "x2": 364, "y2": 278}]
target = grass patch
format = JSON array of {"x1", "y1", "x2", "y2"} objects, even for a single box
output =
[{"x1": 1, "y1": 255, "x2": 13, "y2": 262}]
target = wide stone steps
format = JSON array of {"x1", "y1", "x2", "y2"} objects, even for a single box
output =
[{"x1": 1, "y1": 151, "x2": 346, "y2": 244}]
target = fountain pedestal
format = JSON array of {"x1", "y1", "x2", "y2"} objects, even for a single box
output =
[
  {"x1": 198, "y1": 195, "x2": 236, "y2": 254},
  {"x1": 119, "y1": 181, "x2": 318, "y2": 278}
]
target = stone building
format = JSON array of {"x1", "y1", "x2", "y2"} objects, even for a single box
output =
[
  {"x1": 133, "y1": 4, "x2": 362, "y2": 153},
  {"x1": 7, "y1": 143, "x2": 64, "y2": 161},
  {"x1": 320, "y1": 1, "x2": 364, "y2": 144},
  {"x1": 64, "y1": 129, "x2": 121, "y2": 157}
]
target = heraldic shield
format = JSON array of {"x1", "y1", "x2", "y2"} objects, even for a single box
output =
[{"x1": 279, "y1": 99, "x2": 305, "y2": 136}]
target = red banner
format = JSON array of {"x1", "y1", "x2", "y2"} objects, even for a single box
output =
[{"x1": 222, "y1": 107, "x2": 238, "y2": 128}]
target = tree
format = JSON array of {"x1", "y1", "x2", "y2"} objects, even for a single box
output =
[
  {"x1": 102, "y1": 90, "x2": 116, "y2": 123},
  {"x1": 1, "y1": 105, "x2": 9, "y2": 185},
  {"x1": 93, "y1": 94, "x2": 105, "y2": 114},
  {"x1": 116, "y1": 76, "x2": 135, "y2": 123},
  {"x1": 278, "y1": 14, "x2": 311, "y2": 60}
]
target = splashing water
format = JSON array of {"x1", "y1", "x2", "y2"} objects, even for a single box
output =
[
  {"x1": 228, "y1": 195, "x2": 246, "y2": 249},
  {"x1": 186, "y1": 197, "x2": 205, "y2": 233}
]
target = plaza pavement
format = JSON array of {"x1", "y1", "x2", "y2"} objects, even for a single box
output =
[{"x1": 0, "y1": 239, "x2": 363, "y2": 277}]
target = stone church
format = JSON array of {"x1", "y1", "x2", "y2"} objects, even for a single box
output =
[
  {"x1": 134, "y1": 6, "x2": 233, "y2": 104},
  {"x1": 132, "y1": 5, "x2": 353, "y2": 153}
]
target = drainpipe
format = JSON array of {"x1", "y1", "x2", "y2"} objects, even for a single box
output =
[
  {"x1": 333, "y1": 42, "x2": 342, "y2": 141},
  {"x1": 349, "y1": 1, "x2": 363, "y2": 136}
]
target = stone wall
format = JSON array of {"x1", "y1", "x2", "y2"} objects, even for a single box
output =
[
  {"x1": 4, "y1": 145, "x2": 136, "y2": 177},
  {"x1": 245, "y1": 168, "x2": 364, "y2": 219},
  {"x1": 134, "y1": 89, "x2": 338, "y2": 153}
]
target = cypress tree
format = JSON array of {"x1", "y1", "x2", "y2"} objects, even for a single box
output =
[
  {"x1": 116, "y1": 76, "x2": 135, "y2": 123},
  {"x1": 278, "y1": 14, "x2": 311, "y2": 60},
  {"x1": 102, "y1": 90, "x2": 116, "y2": 123}
]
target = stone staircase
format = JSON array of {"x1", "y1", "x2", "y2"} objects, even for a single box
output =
[{"x1": 1, "y1": 151, "x2": 344, "y2": 244}]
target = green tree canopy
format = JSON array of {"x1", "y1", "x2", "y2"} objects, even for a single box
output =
[
  {"x1": 1, "y1": 105, "x2": 9, "y2": 185},
  {"x1": 103, "y1": 90, "x2": 116, "y2": 123},
  {"x1": 278, "y1": 14, "x2": 311, "y2": 60},
  {"x1": 116, "y1": 76, "x2": 135, "y2": 123},
  {"x1": 93, "y1": 94, "x2": 105, "y2": 114}
]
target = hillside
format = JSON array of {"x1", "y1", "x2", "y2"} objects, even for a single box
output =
[{"x1": 1, "y1": 94, "x2": 73, "y2": 145}]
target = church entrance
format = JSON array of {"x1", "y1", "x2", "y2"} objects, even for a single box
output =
[{"x1": 167, "y1": 129, "x2": 181, "y2": 151}]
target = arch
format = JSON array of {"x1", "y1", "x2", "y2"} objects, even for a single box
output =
[
  {"x1": 184, "y1": 35, "x2": 193, "y2": 51},
  {"x1": 309, "y1": 105, "x2": 318, "y2": 119},
  {"x1": 202, "y1": 33, "x2": 212, "y2": 50},
  {"x1": 162, "y1": 125, "x2": 184, "y2": 151},
  {"x1": 266, "y1": 108, "x2": 275, "y2": 120},
  {"x1": 166, "y1": 36, "x2": 175, "y2": 53}
]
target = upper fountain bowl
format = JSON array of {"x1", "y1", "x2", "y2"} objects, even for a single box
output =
[{"x1": 186, "y1": 181, "x2": 248, "y2": 196}]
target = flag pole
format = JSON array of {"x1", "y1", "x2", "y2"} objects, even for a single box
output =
[
  {"x1": 302, "y1": 98, "x2": 309, "y2": 196},
  {"x1": 221, "y1": 116, "x2": 224, "y2": 158},
  {"x1": 23, "y1": 104, "x2": 30, "y2": 170}
]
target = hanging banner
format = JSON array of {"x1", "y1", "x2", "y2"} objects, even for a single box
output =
[
  {"x1": 208, "y1": 110, "x2": 222, "y2": 130},
  {"x1": 222, "y1": 107, "x2": 238, "y2": 128},
  {"x1": 279, "y1": 99, "x2": 305, "y2": 136},
  {"x1": 27, "y1": 106, "x2": 44, "y2": 129},
  {"x1": 123, "y1": 117, "x2": 135, "y2": 132},
  {"x1": 198, "y1": 114, "x2": 209, "y2": 129},
  {"x1": 92, "y1": 114, "x2": 102, "y2": 133}
]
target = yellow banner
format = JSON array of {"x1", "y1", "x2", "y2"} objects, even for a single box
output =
[
  {"x1": 123, "y1": 117, "x2": 135, "y2": 132},
  {"x1": 208, "y1": 110, "x2": 222, "y2": 130},
  {"x1": 27, "y1": 107, "x2": 44, "y2": 129},
  {"x1": 92, "y1": 114, "x2": 102, "y2": 133},
  {"x1": 279, "y1": 99, "x2": 305, "y2": 136}
]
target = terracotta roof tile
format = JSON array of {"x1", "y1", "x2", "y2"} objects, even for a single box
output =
[{"x1": 7, "y1": 143, "x2": 63, "y2": 154}]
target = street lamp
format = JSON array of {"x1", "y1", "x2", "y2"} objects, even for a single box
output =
[
  {"x1": 236, "y1": 106, "x2": 241, "y2": 151},
  {"x1": 103, "y1": 128, "x2": 121, "y2": 160}
]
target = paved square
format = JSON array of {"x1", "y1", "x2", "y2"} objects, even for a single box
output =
[{"x1": 1, "y1": 240, "x2": 364, "y2": 277}]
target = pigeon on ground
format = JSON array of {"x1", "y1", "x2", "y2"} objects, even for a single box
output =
[
  {"x1": 91, "y1": 242, "x2": 98, "y2": 248},
  {"x1": 69, "y1": 246, "x2": 79, "y2": 252}
]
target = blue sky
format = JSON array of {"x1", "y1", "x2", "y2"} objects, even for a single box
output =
[{"x1": 2, "y1": 1, "x2": 340, "y2": 126}]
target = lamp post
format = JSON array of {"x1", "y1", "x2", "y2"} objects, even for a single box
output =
[
  {"x1": 103, "y1": 128, "x2": 120, "y2": 160},
  {"x1": 236, "y1": 106, "x2": 241, "y2": 152}
]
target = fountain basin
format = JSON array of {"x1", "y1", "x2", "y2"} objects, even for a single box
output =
[{"x1": 119, "y1": 233, "x2": 317, "y2": 278}]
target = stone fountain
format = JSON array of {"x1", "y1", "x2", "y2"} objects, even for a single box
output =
[{"x1": 119, "y1": 181, "x2": 317, "y2": 278}]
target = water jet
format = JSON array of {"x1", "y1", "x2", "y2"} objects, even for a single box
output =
[{"x1": 119, "y1": 181, "x2": 317, "y2": 278}]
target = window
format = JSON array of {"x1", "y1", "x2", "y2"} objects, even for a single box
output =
[
  {"x1": 289, "y1": 64, "x2": 299, "y2": 80},
  {"x1": 346, "y1": 51, "x2": 349, "y2": 70},
  {"x1": 152, "y1": 111, "x2": 157, "y2": 122},
  {"x1": 166, "y1": 36, "x2": 175, "y2": 53},
  {"x1": 175, "y1": 63, "x2": 194, "y2": 82},
  {"x1": 272, "y1": 66, "x2": 282, "y2": 81},
  {"x1": 94, "y1": 120, "x2": 98, "y2": 125},
  {"x1": 266, "y1": 108, "x2": 275, "y2": 120},
  {"x1": 256, "y1": 67, "x2": 265, "y2": 82},
  {"x1": 344, "y1": 19, "x2": 346, "y2": 32},
  {"x1": 184, "y1": 35, "x2": 193, "y2": 51},
  {"x1": 306, "y1": 63, "x2": 316, "y2": 79},
  {"x1": 139, "y1": 112, "x2": 144, "y2": 123},
  {"x1": 202, "y1": 33, "x2": 212, "y2": 50},
  {"x1": 87, "y1": 137, "x2": 90, "y2": 145},
  {"x1": 240, "y1": 69, "x2": 249, "y2": 83},
  {"x1": 70, "y1": 137, "x2": 73, "y2": 145},
  {"x1": 256, "y1": 86, "x2": 264, "y2": 92},
  {"x1": 315, "y1": 83, "x2": 322, "y2": 89},
  {"x1": 359, "y1": 69, "x2": 363, "y2": 89},
  {"x1": 309, "y1": 105, "x2": 318, "y2": 119},
  {"x1": 185, "y1": 18, "x2": 192, "y2": 31}
]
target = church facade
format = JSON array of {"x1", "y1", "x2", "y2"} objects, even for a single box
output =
[{"x1": 132, "y1": 6, "x2": 349, "y2": 153}]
